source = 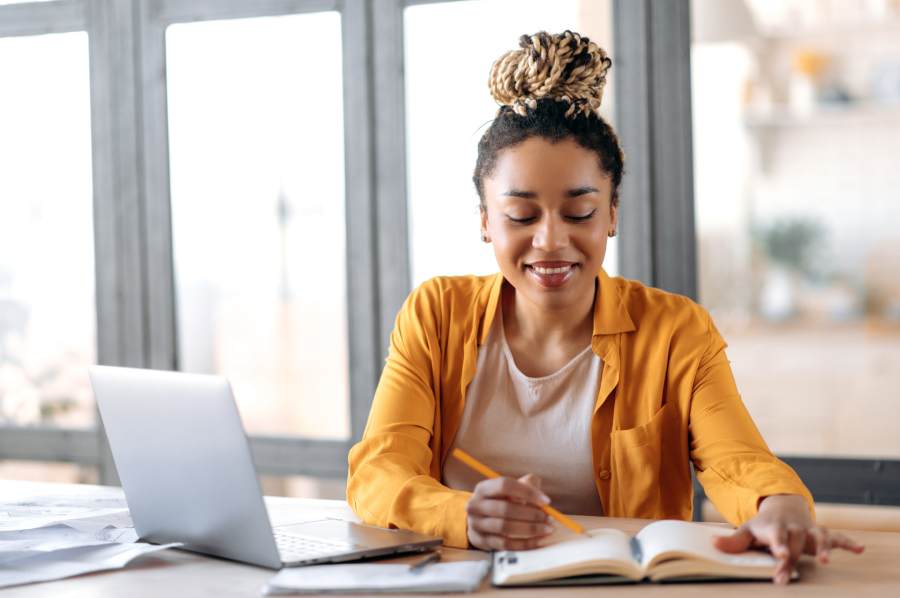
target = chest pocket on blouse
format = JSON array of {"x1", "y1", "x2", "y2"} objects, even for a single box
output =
[{"x1": 609, "y1": 403, "x2": 691, "y2": 519}]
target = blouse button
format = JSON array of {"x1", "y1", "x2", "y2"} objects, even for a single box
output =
[{"x1": 598, "y1": 469, "x2": 611, "y2": 480}]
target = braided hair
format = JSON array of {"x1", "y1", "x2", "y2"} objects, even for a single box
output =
[{"x1": 473, "y1": 31, "x2": 625, "y2": 206}]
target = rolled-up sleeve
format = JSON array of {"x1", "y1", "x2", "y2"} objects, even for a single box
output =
[
  {"x1": 346, "y1": 283, "x2": 471, "y2": 548},
  {"x1": 689, "y1": 313, "x2": 815, "y2": 525}
]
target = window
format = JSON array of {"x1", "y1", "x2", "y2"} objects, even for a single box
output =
[
  {"x1": 0, "y1": 0, "x2": 669, "y2": 495},
  {"x1": 167, "y1": 12, "x2": 349, "y2": 439},
  {"x1": 0, "y1": 32, "x2": 95, "y2": 430}
]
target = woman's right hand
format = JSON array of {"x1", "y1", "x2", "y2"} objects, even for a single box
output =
[{"x1": 466, "y1": 473, "x2": 555, "y2": 550}]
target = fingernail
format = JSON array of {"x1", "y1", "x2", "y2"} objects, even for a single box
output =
[
  {"x1": 539, "y1": 493, "x2": 551, "y2": 504},
  {"x1": 542, "y1": 524, "x2": 554, "y2": 534}
]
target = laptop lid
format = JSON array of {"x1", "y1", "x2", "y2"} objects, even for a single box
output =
[{"x1": 90, "y1": 365, "x2": 283, "y2": 569}]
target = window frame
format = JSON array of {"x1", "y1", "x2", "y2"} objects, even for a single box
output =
[
  {"x1": 0, "y1": 0, "x2": 386, "y2": 484},
  {"x1": 0, "y1": 0, "x2": 692, "y2": 486}
]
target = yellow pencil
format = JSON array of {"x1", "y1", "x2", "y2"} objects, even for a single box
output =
[{"x1": 451, "y1": 448, "x2": 585, "y2": 535}]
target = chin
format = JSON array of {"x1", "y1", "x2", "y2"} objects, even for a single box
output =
[{"x1": 516, "y1": 273, "x2": 594, "y2": 309}]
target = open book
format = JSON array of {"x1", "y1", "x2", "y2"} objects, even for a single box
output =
[{"x1": 493, "y1": 520, "x2": 788, "y2": 586}]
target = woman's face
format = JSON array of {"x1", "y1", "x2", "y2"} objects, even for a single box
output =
[{"x1": 481, "y1": 136, "x2": 617, "y2": 311}]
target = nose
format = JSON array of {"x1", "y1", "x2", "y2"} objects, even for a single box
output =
[{"x1": 532, "y1": 214, "x2": 569, "y2": 252}]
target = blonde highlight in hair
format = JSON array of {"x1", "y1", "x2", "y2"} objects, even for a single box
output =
[
  {"x1": 488, "y1": 30, "x2": 612, "y2": 118},
  {"x1": 474, "y1": 31, "x2": 624, "y2": 207}
]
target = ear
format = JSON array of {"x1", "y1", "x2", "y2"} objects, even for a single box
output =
[{"x1": 480, "y1": 204, "x2": 491, "y2": 242}]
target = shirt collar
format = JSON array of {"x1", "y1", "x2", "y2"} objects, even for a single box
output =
[{"x1": 593, "y1": 268, "x2": 636, "y2": 336}]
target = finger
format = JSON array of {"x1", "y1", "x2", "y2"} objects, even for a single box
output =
[
  {"x1": 773, "y1": 556, "x2": 792, "y2": 585},
  {"x1": 768, "y1": 525, "x2": 791, "y2": 561},
  {"x1": 470, "y1": 516, "x2": 554, "y2": 539},
  {"x1": 787, "y1": 526, "x2": 806, "y2": 562},
  {"x1": 766, "y1": 525, "x2": 792, "y2": 585},
  {"x1": 806, "y1": 527, "x2": 830, "y2": 564},
  {"x1": 713, "y1": 527, "x2": 755, "y2": 553},
  {"x1": 470, "y1": 530, "x2": 542, "y2": 552},
  {"x1": 467, "y1": 529, "x2": 502, "y2": 552},
  {"x1": 518, "y1": 473, "x2": 543, "y2": 492},
  {"x1": 829, "y1": 531, "x2": 865, "y2": 554},
  {"x1": 467, "y1": 498, "x2": 549, "y2": 523},
  {"x1": 473, "y1": 476, "x2": 550, "y2": 506}
]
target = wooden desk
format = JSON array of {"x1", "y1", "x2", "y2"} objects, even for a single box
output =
[{"x1": 2, "y1": 481, "x2": 899, "y2": 596}]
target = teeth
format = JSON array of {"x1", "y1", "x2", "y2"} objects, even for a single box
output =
[{"x1": 531, "y1": 265, "x2": 573, "y2": 275}]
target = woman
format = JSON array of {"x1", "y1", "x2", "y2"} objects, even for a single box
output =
[{"x1": 347, "y1": 31, "x2": 862, "y2": 584}]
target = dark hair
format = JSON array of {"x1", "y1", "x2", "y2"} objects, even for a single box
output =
[{"x1": 472, "y1": 98, "x2": 625, "y2": 207}]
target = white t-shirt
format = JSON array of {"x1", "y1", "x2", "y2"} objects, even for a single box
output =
[{"x1": 442, "y1": 303, "x2": 604, "y2": 516}]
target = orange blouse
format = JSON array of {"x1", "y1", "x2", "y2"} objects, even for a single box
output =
[{"x1": 347, "y1": 270, "x2": 813, "y2": 548}]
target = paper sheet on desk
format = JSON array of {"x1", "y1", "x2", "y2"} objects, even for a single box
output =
[
  {"x1": 0, "y1": 487, "x2": 131, "y2": 533},
  {"x1": 0, "y1": 508, "x2": 133, "y2": 533},
  {"x1": 0, "y1": 524, "x2": 139, "y2": 563},
  {"x1": 0, "y1": 540, "x2": 179, "y2": 589},
  {"x1": 0, "y1": 488, "x2": 127, "y2": 513},
  {"x1": 0, "y1": 490, "x2": 171, "y2": 588},
  {"x1": 262, "y1": 561, "x2": 490, "y2": 594}
]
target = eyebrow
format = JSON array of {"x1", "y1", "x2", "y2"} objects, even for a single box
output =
[{"x1": 502, "y1": 186, "x2": 599, "y2": 199}]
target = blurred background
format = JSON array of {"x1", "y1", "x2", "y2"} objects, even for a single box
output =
[{"x1": 1, "y1": 0, "x2": 898, "y2": 528}]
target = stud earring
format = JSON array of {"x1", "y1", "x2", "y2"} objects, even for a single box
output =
[
  {"x1": 481, "y1": 231, "x2": 490, "y2": 243},
  {"x1": 608, "y1": 229, "x2": 616, "y2": 238}
]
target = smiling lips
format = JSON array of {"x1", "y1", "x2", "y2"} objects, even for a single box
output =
[{"x1": 525, "y1": 261, "x2": 579, "y2": 288}]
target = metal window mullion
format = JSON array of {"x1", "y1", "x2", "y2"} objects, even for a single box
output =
[
  {"x1": 249, "y1": 437, "x2": 351, "y2": 478},
  {"x1": 647, "y1": 0, "x2": 696, "y2": 298},
  {"x1": 612, "y1": 0, "x2": 653, "y2": 286},
  {"x1": 88, "y1": 0, "x2": 150, "y2": 484},
  {"x1": 137, "y1": 4, "x2": 178, "y2": 371},
  {"x1": 89, "y1": 0, "x2": 148, "y2": 368},
  {"x1": 0, "y1": 424, "x2": 348, "y2": 479},
  {"x1": 342, "y1": 0, "x2": 381, "y2": 444},
  {"x1": 372, "y1": 0, "x2": 411, "y2": 357},
  {"x1": 0, "y1": 0, "x2": 85, "y2": 37},
  {"x1": 153, "y1": 0, "x2": 337, "y2": 25},
  {"x1": 0, "y1": 426, "x2": 99, "y2": 465},
  {"x1": 612, "y1": 0, "x2": 696, "y2": 298}
]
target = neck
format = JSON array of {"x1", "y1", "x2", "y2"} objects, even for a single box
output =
[{"x1": 502, "y1": 280, "x2": 596, "y2": 348}]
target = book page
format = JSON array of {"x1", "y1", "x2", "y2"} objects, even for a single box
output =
[
  {"x1": 635, "y1": 520, "x2": 777, "y2": 570},
  {"x1": 492, "y1": 528, "x2": 641, "y2": 585}
]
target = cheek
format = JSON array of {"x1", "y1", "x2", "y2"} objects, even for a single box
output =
[
  {"x1": 489, "y1": 225, "x2": 531, "y2": 262},
  {"x1": 575, "y1": 228, "x2": 609, "y2": 260}
]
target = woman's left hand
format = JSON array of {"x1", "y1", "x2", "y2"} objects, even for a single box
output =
[{"x1": 714, "y1": 494, "x2": 865, "y2": 584}]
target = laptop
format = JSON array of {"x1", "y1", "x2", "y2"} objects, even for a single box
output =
[{"x1": 89, "y1": 365, "x2": 442, "y2": 569}]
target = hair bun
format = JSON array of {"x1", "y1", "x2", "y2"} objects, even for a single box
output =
[{"x1": 488, "y1": 30, "x2": 612, "y2": 118}]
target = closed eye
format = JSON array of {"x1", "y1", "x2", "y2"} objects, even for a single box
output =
[
  {"x1": 506, "y1": 209, "x2": 597, "y2": 224},
  {"x1": 566, "y1": 209, "x2": 597, "y2": 222},
  {"x1": 506, "y1": 215, "x2": 537, "y2": 224}
]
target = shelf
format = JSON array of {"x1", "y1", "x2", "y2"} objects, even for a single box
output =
[
  {"x1": 757, "y1": 16, "x2": 900, "y2": 41},
  {"x1": 743, "y1": 102, "x2": 900, "y2": 129}
]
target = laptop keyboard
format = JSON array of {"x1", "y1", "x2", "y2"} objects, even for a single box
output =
[{"x1": 274, "y1": 532, "x2": 357, "y2": 562}]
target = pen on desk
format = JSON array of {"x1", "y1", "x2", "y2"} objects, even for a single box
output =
[
  {"x1": 408, "y1": 550, "x2": 441, "y2": 573},
  {"x1": 451, "y1": 448, "x2": 586, "y2": 535}
]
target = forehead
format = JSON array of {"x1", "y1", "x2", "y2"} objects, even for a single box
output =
[{"x1": 487, "y1": 137, "x2": 610, "y2": 191}]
